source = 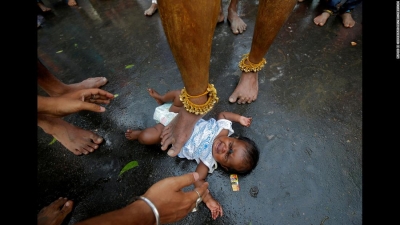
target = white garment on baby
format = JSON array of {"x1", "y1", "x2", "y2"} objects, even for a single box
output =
[
  {"x1": 178, "y1": 118, "x2": 234, "y2": 173},
  {"x1": 153, "y1": 103, "x2": 178, "y2": 126}
]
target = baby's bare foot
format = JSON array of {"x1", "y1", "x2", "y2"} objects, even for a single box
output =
[
  {"x1": 125, "y1": 129, "x2": 141, "y2": 140},
  {"x1": 38, "y1": 115, "x2": 103, "y2": 155},
  {"x1": 38, "y1": 197, "x2": 73, "y2": 225},
  {"x1": 229, "y1": 72, "x2": 258, "y2": 104},
  {"x1": 228, "y1": 9, "x2": 246, "y2": 34},
  {"x1": 68, "y1": 0, "x2": 77, "y2": 6},
  {"x1": 147, "y1": 88, "x2": 164, "y2": 105},
  {"x1": 314, "y1": 12, "x2": 331, "y2": 26},
  {"x1": 340, "y1": 13, "x2": 356, "y2": 28},
  {"x1": 144, "y1": 3, "x2": 158, "y2": 16}
]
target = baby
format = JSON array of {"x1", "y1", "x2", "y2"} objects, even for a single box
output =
[{"x1": 125, "y1": 88, "x2": 260, "y2": 219}]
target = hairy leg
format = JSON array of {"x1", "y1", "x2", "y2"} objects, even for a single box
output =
[
  {"x1": 38, "y1": 197, "x2": 73, "y2": 225},
  {"x1": 38, "y1": 115, "x2": 103, "y2": 155},
  {"x1": 227, "y1": 0, "x2": 247, "y2": 34},
  {"x1": 229, "y1": 0, "x2": 297, "y2": 104},
  {"x1": 313, "y1": 11, "x2": 331, "y2": 26},
  {"x1": 157, "y1": 0, "x2": 220, "y2": 156},
  {"x1": 340, "y1": 12, "x2": 355, "y2": 28},
  {"x1": 144, "y1": 3, "x2": 158, "y2": 16},
  {"x1": 38, "y1": 59, "x2": 108, "y2": 97}
]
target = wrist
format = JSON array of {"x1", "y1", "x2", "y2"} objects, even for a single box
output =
[{"x1": 131, "y1": 196, "x2": 160, "y2": 225}]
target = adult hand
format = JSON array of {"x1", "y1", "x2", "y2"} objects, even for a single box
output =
[
  {"x1": 143, "y1": 172, "x2": 209, "y2": 224},
  {"x1": 38, "y1": 88, "x2": 114, "y2": 117}
]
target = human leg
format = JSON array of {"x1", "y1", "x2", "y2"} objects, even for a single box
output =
[
  {"x1": 148, "y1": 88, "x2": 182, "y2": 112},
  {"x1": 144, "y1": 0, "x2": 158, "y2": 16},
  {"x1": 38, "y1": 114, "x2": 103, "y2": 155},
  {"x1": 125, "y1": 123, "x2": 164, "y2": 145},
  {"x1": 37, "y1": 59, "x2": 108, "y2": 97},
  {"x1": 38, "y1": 197, "x2": 73, "y2": 225},
  {"x1": 157, "y1": 0, "x2": 220, "y2": 156},
  {"x1": 218, "y1": 0, "x2": 225, "y2": 23},
  {"x1": 338, "y1": 0, "x2": 362, "y2": 28},
  {"x1": 229, "y1": 0, "x2": 297, "y2": 104},
  {"x1": 38, "y1": 0, "x2": 51, "y2": 12},
  {"x1": 227, "y1": 0, "x2": 247, "y2": 34}
]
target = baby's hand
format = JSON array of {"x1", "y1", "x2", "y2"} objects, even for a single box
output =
[
  {"x1": 240, "y1": 116, "x2": 252, "y2": 127},
  {"x1": 205, "y1": 199, "x2": 223, "y2": 220}
]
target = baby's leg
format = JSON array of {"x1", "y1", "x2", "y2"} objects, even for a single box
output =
[
  {"x1": 148, "y1": 88, "x2": 182, "y2": 112},
  {"x1": 126, "y1": 124, "x2": 164, "y2": 145}
]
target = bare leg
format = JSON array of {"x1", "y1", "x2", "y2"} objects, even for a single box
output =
[
  {"x1": 157, "y1": 0, "x2": 220, "y2": 156},
  {"x1": 68, "y1": 0, "x2": 77, "y2": 6},
  {"x1": 144, "y1": 3, "x2": 158, "y2": 16},
  {"x1": 38, "y1": 197, "x2": 73, "y2": 225},
  {"x1": 125, "y1": 124, "x2": 164, "y2": 145},
  {"x1": 38, "y1": 115, "x2": 103, "y2": 155},
  {"x1": 227, "y1": 0, "x2": 247, "y2": 34},
  {"x1": 38, "y1": 2, "x2": 51, "y2": 12},
  {"x1": 218, "y1": 0, "x2": 225, "y2": 23},
  {"x1": 37, "y1": 59, "x2": 108, "y2": 97},
  {"x1": 148, "y1": 88, "x2": 182, "y2": 111},
  {"x1": 340, "y1": 12, "x2": 356, "y2": 28},
  {"x1": 229, "y1": 0, "x2": 297, "y2": 104},
  {"x1": 313, "y1": 11, "x2": 331, "y2": 26}
]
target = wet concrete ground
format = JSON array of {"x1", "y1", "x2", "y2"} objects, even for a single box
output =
[{"x1": 37, "y1": 0, "x2": 362, "y2": 224}]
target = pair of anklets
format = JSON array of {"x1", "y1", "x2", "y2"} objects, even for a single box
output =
[
  {"x1": 180, "y1": 83, "x2": 219, "y2": 115},
  {"x1": 238, "y1": 53, "x2": 267, "y2": 73}
]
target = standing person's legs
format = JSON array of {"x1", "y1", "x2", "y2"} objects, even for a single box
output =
[
  {"x1": 157, "y1": 0, "x2": 220, "y2": 156},
  {"x1": 227, "y1": 0, "x2": 247, "y2": 34},
  {"x1": 229, "y1": 0, "x2": 297, "y2": 104}
]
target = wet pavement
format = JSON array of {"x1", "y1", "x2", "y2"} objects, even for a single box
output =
[{"x1": 37, "y1": 0, "x2": 362, "y2": 224}]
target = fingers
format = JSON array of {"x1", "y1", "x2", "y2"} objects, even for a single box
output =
[
  {"x1": 80, "y1": 102, "x2": 106, "y2": 113},
  {"x1": 193, "y1": 181, "x2": 209, "y2": 200},
  {"x1": 81, "y1": 89, "x2": 115, "y2": 101},
  {"x1": 170, "y1": 172, "x2": 200, "y2": 191}
]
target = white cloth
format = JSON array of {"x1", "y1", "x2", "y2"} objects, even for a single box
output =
[
  {"x1": 153, "y1": 103, "x2": 178, "y2": 126},
  {"x1": 178, "y1": 118, "x2": 234, "y2": 173}
]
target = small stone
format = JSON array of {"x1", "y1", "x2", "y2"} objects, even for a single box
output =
[{"x1": 250, "y1": 186, "x2": 259, "y2": 197}]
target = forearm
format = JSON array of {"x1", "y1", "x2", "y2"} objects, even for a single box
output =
[
  {"x1": 219, "y1": 111, "x2": 241, "y2": 123},
  {"x1": 75, "y1": 200, "x2": 155, "y2": 225}
]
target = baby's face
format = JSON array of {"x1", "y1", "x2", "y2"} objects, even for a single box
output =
[{"x1": 212, "y1": 136, "x2": 248, "y2": 172}]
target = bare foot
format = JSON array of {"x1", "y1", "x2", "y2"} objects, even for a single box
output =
[
  {"x1": 46, "y1": 77, "x2": 108, "y2": 97},
  {"x1": 68, "y1": 0, "x2": 77, "y2": 6},
  {"x1": 144, "y1": 3, "x2": 158, "y2": 16},
  {"x1": 147, "y1": 88, "x2": 164, "y2": 105},
  {"x1": 228, "y1": 9, "x2": 247, "y2": 34},
  {"x1": 340, "y1": 13, "x2": 356, "y2": 28},
  {"x1": 217, "y1": 8, "x2": 225, "y2": 23},
  {"x1": 38, "y1": 2, "x2": 51, "y2": 12},
  {"x1": 314, "y1": 12, "x2": 331, "y2": 26},
  {"x1": 160, "y1": 108, "x2": 203, "y2": 157},
  {"x1": 125, "y1": 129, "x2": 142, "y2": 140},
  {"x1": 229, "y1": 72, "x2": 258, "y2": 104},
  {"x1": 38, "y1": 197, "x2": 73, "y2": 225},
  {"x1": 38, "y1": 115, "x2": 103, "y2": 155}
]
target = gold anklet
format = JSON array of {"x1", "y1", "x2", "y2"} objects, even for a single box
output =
[
  {"x1": 323, "y1": 9, "x2": 334, "y2": 15},
  {"x1": 179, "y1": 83, "x2": 219, "y2": 115},
  {"x1": 238, "y1": 53, "x2": 267, "y2": 73}
]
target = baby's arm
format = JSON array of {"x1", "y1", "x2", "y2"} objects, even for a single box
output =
[
  {"x1": 218, "y1": 111, "x2": 252, "y2": 127},
  {"x1": 195, "y1": 162, "x2": 224, "y2": 219}
]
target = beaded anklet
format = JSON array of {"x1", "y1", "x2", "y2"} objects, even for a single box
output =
[
  {"x1": 179, "y1": 83, "x2": 219, "y2": 115},
  {"x1": 238, "y1": 53, "x2": 267, "y2": 73}
]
